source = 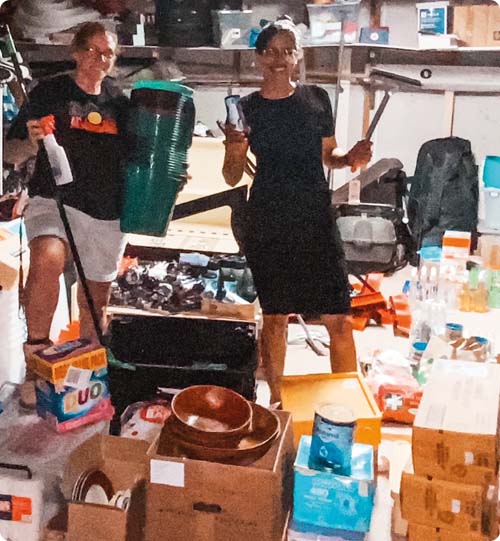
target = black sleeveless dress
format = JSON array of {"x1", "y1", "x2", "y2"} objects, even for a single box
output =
[{"x1": 240, "y1": 84, "x2": 350, "y2": 315}]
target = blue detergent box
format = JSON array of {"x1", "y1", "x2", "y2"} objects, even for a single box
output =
[
  {"x1": 293, "y1": 436, "x2": 375, "y2": 533},
  {"x1": 35, "y1": 367, "x2": 114, "y2": 433}
]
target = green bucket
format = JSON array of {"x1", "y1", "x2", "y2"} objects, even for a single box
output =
[{"x1": 120, "y1": 80, "x2": 195, "y2": 236}]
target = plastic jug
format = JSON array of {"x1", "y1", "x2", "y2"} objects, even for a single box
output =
[{"x1": 120, "y1": 80, "x2": 195, "y2": 236}]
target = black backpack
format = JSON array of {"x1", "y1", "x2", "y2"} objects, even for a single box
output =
[{"x1": 407, "y1": 137, "x2": 478, "y2": 248}]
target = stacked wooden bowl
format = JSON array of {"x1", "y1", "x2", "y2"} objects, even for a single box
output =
[{"x1": 158, "y1": 385, "x2": 280, "y2": 465}]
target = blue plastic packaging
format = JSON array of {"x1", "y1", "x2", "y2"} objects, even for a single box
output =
[{"x1": 294, "y1": 435, "x2": 375, "y2": 533}]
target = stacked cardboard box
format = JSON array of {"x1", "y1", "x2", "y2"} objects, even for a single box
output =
[
  {"x1": 453, "y1": 5, "x2": 500, "y2": 47},
  {"x1": 291, "y1": 435, "x2": 375, "y2": 538},
  {"x1": 144, "y1": 410, "x2": 294, "y2": 541},
  {"x1": 401, "y1": 359, "x2": 500, "y2": 541},
  {"x1": 28, "y1": 339, "x2": 114, "y2": 432}
]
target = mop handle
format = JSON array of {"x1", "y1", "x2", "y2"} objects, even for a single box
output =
[{"x1": 364, "y1": 90, "x2": 391, "y2": 141}]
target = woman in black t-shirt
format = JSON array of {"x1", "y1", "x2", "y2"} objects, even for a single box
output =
[
  {"x1": 5, "y1": 22, "x2": 129, "y2": 407},
  {"x1": 222, "y1": 18, "x2": 372, "y2": 405}
]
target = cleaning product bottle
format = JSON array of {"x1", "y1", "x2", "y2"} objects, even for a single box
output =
[{"x1": 40, "y1": 114, "x2": 73, "y2": 186}]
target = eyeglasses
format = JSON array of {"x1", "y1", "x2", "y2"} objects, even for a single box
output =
[
  {"x1": 262, "y1": 47, "x2": 298, "y2": 59},
  {"x1": 82, "y1": 46, "x2": 116, "y2": 60}
]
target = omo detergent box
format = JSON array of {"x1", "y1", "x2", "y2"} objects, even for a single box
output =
[
  {"x1": 293, "y1": 435, "x2": 375, "y2": 533},
  {"x1": 27, "y1": 338, "x2": 107, "y2": 386},
  {"x1": 35, "y1": 367, "x2": 114, "y2": 433}
]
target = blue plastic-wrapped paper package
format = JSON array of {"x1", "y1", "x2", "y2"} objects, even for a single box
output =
[{"x1": 293, "y1": 435, "x2": 375, "y2": 534}]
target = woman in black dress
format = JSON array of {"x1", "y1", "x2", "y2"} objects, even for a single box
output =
[{"x1": 222, "y1": 18, "x2": 372, "y2": 404}]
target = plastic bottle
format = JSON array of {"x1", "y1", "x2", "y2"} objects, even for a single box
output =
[
  {"x1": 408, "y1": 266, "x2": 420, "y2": 309},
  {"x1": 225, "y1": 95, "x2": 247, "y2": 132},
  {"x1": 40, "y1": 115, "x2": 73, "y2": 186}
]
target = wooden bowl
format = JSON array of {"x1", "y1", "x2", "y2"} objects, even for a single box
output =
[
  {"x1": 159, "y1": 403, "x2": 281, "y2": 465},
  {"x1": 170, "y1": 385, "x2": 252, "y2": 447}
]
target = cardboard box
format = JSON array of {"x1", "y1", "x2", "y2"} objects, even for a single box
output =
[
  {"x1": 62, "y1": 434, "x2": 150, "y2": 541},
  {"x1": 201, "y1": 297, "x2": 259, "y2": 321},
  {"x1": 392, "y1": 491, "x2": 408, "y2": 538},
  {"x1": 487, "y1": 6, "x2": 500, "y2": 47},
  {"x1": 293, "y1": 436, "x2": 375, "y2": 533},
  {"x1": 453, "y1": 5, "x2": 500, "y2": 47},
  {"x1": 453, "y1": 6, "x2": 489, "y2": 47},
  {"x1": 408, "y1": 523, "x2": 490, "y2": 541},
  {"x1": 0, "y1": 227, "x2": 25, "y2": 291},
  {"x1": 412, "y1": 360, "x2": 500, "y2": 485},
  {"x1": 27, "y1": 339, "x2": 107, "y2": 386},
  {"x1": 401, "y1": 473, "x2": 498, "y2": 537},
  {"x1": 281, "y1": 372, "x2": 382, "y2": 449},
  {"x1": 145, "y1": 410, "x2": 294, "y2": 541}
]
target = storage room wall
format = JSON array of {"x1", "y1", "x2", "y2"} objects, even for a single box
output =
[{"x1": 164, "y1": 0, "x2": 500, "y2": 183}]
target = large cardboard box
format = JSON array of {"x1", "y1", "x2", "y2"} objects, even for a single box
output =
[
  {"x1": 412, "y1": 360, "x2": 500, "y2": 485},
  {"x1": 453, "y1": 5, "x2": 490, "y2": 47},
  {"x1": 453, "y1": 5, "x2": 500, "y2": 47},
  {"x1": 487, "y1": 6, "x2": 500, "y2": 47},
  {"x1": 62, "y1": 434, "x2": 150, "y2": 541},
  {"x1": 401, "y1": 473, "x2": 498, "y2": 538},
  {"x1": 145, "y1": 410, "x2": 294, "y2": 541},
  {"x1": 408, "y1": 523, "x2": 490, "y2": 541}
]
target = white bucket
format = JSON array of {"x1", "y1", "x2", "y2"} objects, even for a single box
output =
[{"x1": 484, "y1": 188, "x2": 500, "y2": 230}]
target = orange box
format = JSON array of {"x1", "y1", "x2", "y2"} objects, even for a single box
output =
[
  {"x1": 441, "y1": 230, "x2": 471, "y2": 260},
  {"x1": 27, "y1": 339, "x2": 107, "y2": 386},
  {"x1": 281, "y1": 372, "x2": 382, "y2": 448}
]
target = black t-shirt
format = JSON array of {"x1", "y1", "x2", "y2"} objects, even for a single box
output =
[
  {"x1": 241, "y1": 84, "x2": 334, "y2": 201},
  {"x1": 7, "y1": 74, "x2": 130, "y2": 220},
  {"x1": 240, "y1": 84, "x2": 336, "y2": 249}
]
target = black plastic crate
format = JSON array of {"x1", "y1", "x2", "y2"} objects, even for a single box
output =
[
  {"x1": 108, "y1": 363, "x2": 256, "y2": 435},
  {"x1": 106, "y1": 314, "x2": 258, "y2": 433},
  {"x1": 108, "y1": 315, "x2": 258, "y2": 370}
]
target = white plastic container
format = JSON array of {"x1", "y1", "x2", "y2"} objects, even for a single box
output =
[{"x1": 484, "y1": 188, "x2": 500, "y2": 230}]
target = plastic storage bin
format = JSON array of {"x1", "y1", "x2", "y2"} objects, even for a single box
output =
[
  {"x1": 483, "y1": 155, "x2": 500, "y2": 189},
  {"x1": 306, "y1": 2, "x2": 360, "y2": 44},
  {"x1": 211, "y1": 10, "x2": 254, "y2": 48},
  {"x1": 484, "y1": 188, "x2": 500, "y2": 230}
]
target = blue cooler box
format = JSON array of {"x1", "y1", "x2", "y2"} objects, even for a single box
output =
[{"x1": 293, "y1": 436, "x2": 375, "y2": 533}]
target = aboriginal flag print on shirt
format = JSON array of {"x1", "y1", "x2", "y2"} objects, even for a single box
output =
[{"x1": 7, "y1": 74, "x2": 130, "y2": 220}]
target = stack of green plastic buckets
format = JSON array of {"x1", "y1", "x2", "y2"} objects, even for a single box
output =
[{"x1": 121, "y1": 80, "x2": 195, "y2": 236}]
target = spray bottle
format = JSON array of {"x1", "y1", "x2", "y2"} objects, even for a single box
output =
[{"x1": 39, "y1": 114, "x2": 73, "y2": 186}]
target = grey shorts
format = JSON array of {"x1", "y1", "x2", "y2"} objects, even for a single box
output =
[{"x1": 24, "y1": 196, "x2": 127, "y2": 282}]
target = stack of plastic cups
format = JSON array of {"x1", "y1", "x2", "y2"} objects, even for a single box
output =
[{"x1": 121, "y1": 80, "x2": 196, "y2": 237}]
